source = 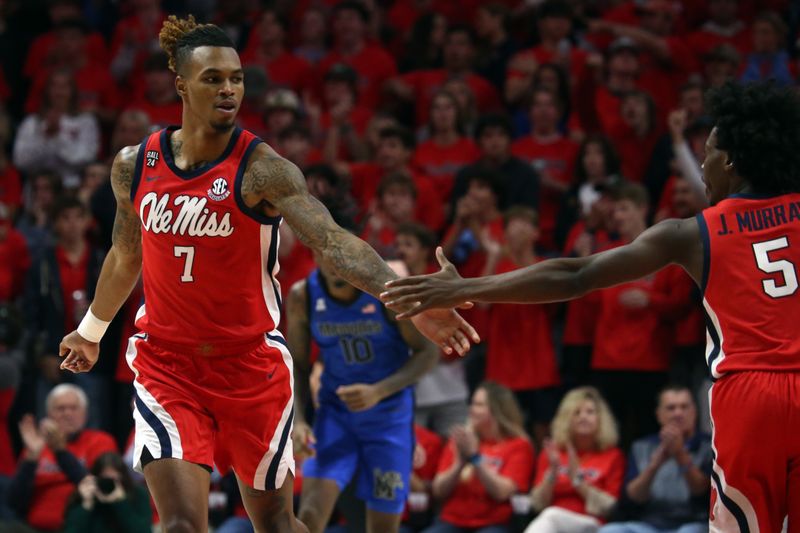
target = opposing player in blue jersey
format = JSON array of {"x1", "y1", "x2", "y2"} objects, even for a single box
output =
[{"x1": 288, "y1": 256, "x2": 438, "y2": 533}]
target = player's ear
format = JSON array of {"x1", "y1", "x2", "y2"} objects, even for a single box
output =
[{"x1": 175, "y1": 76, "x2": 187, "y2": 97}]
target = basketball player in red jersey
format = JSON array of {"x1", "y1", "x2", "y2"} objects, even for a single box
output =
[
  {"x1": 56, "y1": 15, "x2": 478, "y2": 533},
  {"x1": 383, "y1": 80, "x2": 800, "y2": 533}
]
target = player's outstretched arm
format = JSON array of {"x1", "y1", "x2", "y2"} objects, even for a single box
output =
[
  {"x1": 382, "y1": 217, "x2": 702, "y2": 318},
  {"x1": 60, "y1": 146, "x2": 144, "y2": 373},
  {"x1": 242, "y1": 147, "x2": 479, "y2": 355},
  {"x1": 336, "y1": 317, "x2": 438, "y2": 412}
]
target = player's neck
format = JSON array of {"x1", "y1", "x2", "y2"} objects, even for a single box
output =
[{"x1": 171, "y1": 119, "x2": 236, "y2": 170}]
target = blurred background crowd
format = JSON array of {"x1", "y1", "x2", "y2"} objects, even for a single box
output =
[{"x1": 0, "y1": 0, "x2": 797, "y2": 531}]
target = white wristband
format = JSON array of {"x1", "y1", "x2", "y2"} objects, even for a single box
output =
[{"x1": 77, "y1": 309, "x2": 110, "y2": 343}]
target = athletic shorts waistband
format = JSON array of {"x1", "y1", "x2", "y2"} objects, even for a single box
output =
[{"x1": 144, "y1": 334, "x2": 266, "y2": 357}]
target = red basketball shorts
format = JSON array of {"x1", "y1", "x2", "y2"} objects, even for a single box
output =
[
  {"x1": 709, "y1": 371, "x2": 800, "y2": 533},
  {"x1": 125, "y1": 332, "x2": 295, "y2": 491}
]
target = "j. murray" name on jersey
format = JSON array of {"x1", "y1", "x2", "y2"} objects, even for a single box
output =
[{"x1": 139, "y1": 192, "x2": 234, "y2": 237}]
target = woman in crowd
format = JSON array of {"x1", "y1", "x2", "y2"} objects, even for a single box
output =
[
  {"x1": 524, "y1": 387, "x2": 625, "y2": 533},
  {"x1": 424, "y1": 382, "x2": 535, "y2": 533}
]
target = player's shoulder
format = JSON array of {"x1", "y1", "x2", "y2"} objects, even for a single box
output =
[{"x1": 110, "y1": 144, "x2": 143, "y2": 199}]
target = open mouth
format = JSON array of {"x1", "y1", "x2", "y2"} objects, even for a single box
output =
[{"x1": 215, "y1": 101, "x2": 237, "y2": 114}]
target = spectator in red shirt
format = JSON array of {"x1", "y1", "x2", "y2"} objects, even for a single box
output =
[
  {"x1": 314, "y1": 63, "x2": 373, "y2": 163},
  {"x1": 506, "y1": 0, "x2": 587, "y2": 107},
  {"x1": 608, "y1": 90, "x2": 661, "y2": 184},
  {"x1": 590, "y1": 184, "x2": 689, "y2": 446},
  {"x1": 109, "y1": 0, "x2": 165, "y2": 90},
  {"x1": 240, "y1": 9, "x2": 313, "y2": 94},
  {"x1": 525, "y1": 387, "x2": 624, "y2": 532},
  {"x1": 7, "y1": 384, "x2": 117, "y2": 532},
  {"x1": 413, "y1": 89, "x2": 481, "y2": 201},
  {"x1": 23, "y1": 0, "x2": 108, "y2": 81},
  {"x1": 404, "y1": 424, "x2": 445, "y2": 528},
  {"x1": 739, "y1": 11, "x2": 796, "y2": 86},
  {"x1": 0, "y1": 203, "x2": 30, "y2": 305},
  {"x1": 347, "y1": 126, "x2": 443, "y2": 231},
  {"x1": 426, "y1": 382, "x2": 535, "y2": 533},
  {"x1": 0, "y1": 109, "x2": 22, "y2": 218},
  {"x1": 512, "y1": 87, "x2": 579, "y2": 251},
  {"x1": 388, "y1": 25, "x2": 501, "y2": 127},
  {"x1": 483, "y1": 207, "x2": 561, "y2": 444},
  {"x1": 127, "y1": 52, "x2": 182, "y2": 129},
  {"x1": 293, "y1": 7, "x2": 328, "y2": 66},
  {"x1": 26, "y1": 20, "x2": 120, "y2": 123},
  {"x1": 361, "y1": 173, "x2": 418, "y2": 259},
  {"x1": 316, "y1": 1, "x2": 397, "y2": 108},
  {"x1": 685, "y1": 0, "x2": 750, "y2": 63}
]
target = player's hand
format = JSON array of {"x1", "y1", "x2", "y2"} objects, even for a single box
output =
[
  {"x1": 382, "y1": 247, "x2": 475, "y2": 318},
  {"x1": 59, "y1": 330, "x2": 100, "y2": 373},
  {"x1": 292, "y1": 419, "x2": 316, "y2": 459},
  {"x1": 336, "y1": 383, "x2": 383, "y2": 412}
]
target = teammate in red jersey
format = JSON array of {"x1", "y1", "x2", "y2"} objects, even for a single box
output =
[
  {"x1": 383, "y1": 80, "x2": 800, "y2": 533},
  {"x1": 55, "y1": 15, "x2": 478, "y2": 533}
]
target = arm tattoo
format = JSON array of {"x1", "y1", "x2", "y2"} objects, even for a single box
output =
[
  {"x1": 110, "y1": 146, "x2": 143, "y2": 257},
  {"x1": 244, "y1": 153, "x2": 397, "y2": 297}
]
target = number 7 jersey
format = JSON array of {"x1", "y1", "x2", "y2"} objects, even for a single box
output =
[
  {"x1": 698, "y1": 193, "x2": 800, "y2": 378},
  {"x1": 130, "y1": 126, "x2": 283, "y2": 350}
]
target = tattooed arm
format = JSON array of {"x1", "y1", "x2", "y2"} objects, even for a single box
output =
[
  {"x1": 60, "y1": 145, "x2": 143, "y2": 372},
  {"x1": 242, "y1": 145, "x2": 479, "y2": 355}
]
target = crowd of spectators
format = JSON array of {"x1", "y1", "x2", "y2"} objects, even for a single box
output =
[{"x1": 0, "y1": 0, "x2": 797, "y2": 531}]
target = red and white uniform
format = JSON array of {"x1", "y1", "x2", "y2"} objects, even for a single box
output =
[
  {"x1": 126, "y1": 126, "x2": 294, "y2": 491},
  {"x1": 700, "y1": 194, "x2": 800, "y2": 532}
]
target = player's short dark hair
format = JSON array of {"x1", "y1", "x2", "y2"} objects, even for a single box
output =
[
  {"x1": 475, "y1": 113, "x2": 513, "y2": 140},
  {"x1": 396, "y1": 222, "x2": 436, "y2": 250},
  {"x1": 613, "y1": 182, "x2": 649, "y2": 208},
  {"x1": 159, "y1": 15, "x2": 236, "y2": 74},
  {"x1": 707, "y1": 81, "x2": 800, "y2": 194},
  {"x1": 503, "y1": 206, "x2": 539, "y2": 228},
  {"x1": 379, "y1": 126, "x2": 415, "y2": 150},
  {"x1": 332, "y1": 1, "x2": 370, "y2": 23},
  {"x1": 51, "y1": 195, "x2": 87, "y2": 220}
]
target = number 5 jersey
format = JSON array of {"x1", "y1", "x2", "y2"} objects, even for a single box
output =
[{"x1": 698, "y1": 193, "x2": 800, "y2": 379}]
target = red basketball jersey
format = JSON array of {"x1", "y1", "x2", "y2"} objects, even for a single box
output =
[
  {"x1": 130, "y1": 126, "x2": 282, "y2": 349},
  {"x1": 700, "y1": 193, "x2": 800, "y2": 378}
]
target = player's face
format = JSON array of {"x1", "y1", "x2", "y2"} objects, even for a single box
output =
[
  {"x1": 179, "y1": 46, "x2": 244, "y2": 132},
  {"x1": 657, "y1": 390, "x2": 696, "y2": 434},
  {"x1": 48, "y1": 392, "x2": 87, "y2": 435},
  {"x1": 570, "y1": 399, "x2": 599, "y2": 439},
  {"x1": 701, "y1": 127, "x2": 733, "y2": 205}
]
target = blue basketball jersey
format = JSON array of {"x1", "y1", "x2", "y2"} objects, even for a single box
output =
[{"x1": 306, "y1": 269, "x2": 412, "y2": 411}]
